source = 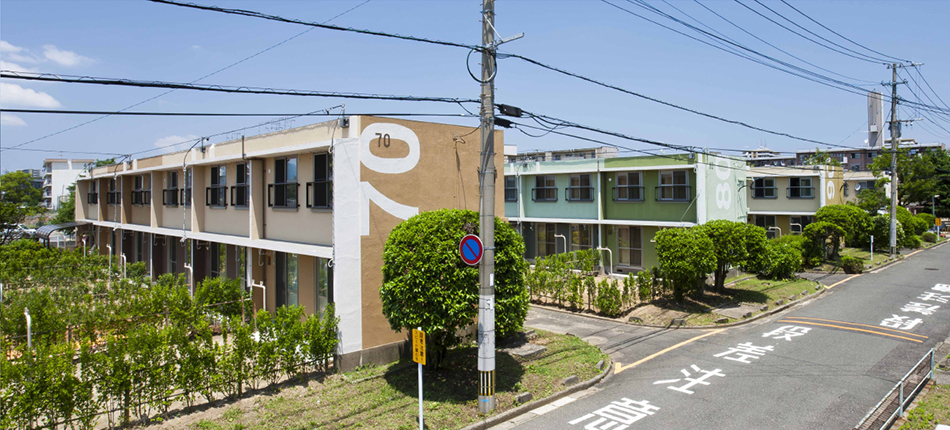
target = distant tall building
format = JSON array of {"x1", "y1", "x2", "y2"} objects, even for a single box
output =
[
  {"x1": 18, "y1": 168, "x2": 44, "y2": 190},
  {"x1": 505, "y1": 146, "x2": 618, "y2": 163},
  {"x1": 868, "y1": 91, "x2": 884, "y2": 148},
  {"x1": 42, "y1": 159, "x2": 93, "y2": 209}
]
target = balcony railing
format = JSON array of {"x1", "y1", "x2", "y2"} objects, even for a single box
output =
[
  {"x1": 268, "y1": 182, "x2": 299, "y2": 208},
  {"x1": 565, "y1": 186, "x2": 595, "y2": 202},
  {"x1": 787, "y1": 186, "x2": 815, "y2": 199},
  {"x1": 305, "y1": 181, "x2": 331, "y2": 209},
  {"x1": 613, "y1": 185, "x2": 644, "y2": 202},
  {"x1": 751, "y1": 186, "x2": 778, "y2": 199},
  {"x1": 163, "y1": 188, "x2": 179, "y2": 206},
  {"x1": 131, "y1": 190, "x2": 151, "y2": 205},
  {"x1": 655, "y1": 185, "x2": 690, "y2": 202},
  {"x1": 86, "y1": 192, "x2": 98, "y2": 205},
  {"x1": 504, "y1": 188, "x2": 518, "y2": 202},
  {"x1": 179, "y1": 188, "x2": 193, "y2": 207},
  {"x1": 531, "y1": 187, "x2": 558, "y2": 202},
  {"x1": 106, "y1": 191, "x2": 120, "y2": 205},
  {"x1": 231, "y1": 184, "x2": 249, "y2": 207},
  {"x1": 206, "y1": 185, "x2": 228, "y2": 207}
]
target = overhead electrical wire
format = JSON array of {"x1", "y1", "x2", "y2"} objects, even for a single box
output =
[
  {"x1": 0, "y1": 147, "x2": 125, "y2": 156},
  {"x1": 0, "y1": 0, "x2": 372, "y2": 153},
  {"x1": 0, "y1": 108, "x2": 476, "y2": 118},
  {"x1": 777, "y1": 0, "x2": 910, "y2": 64},
  {"x1": 147, "y1": 0, "x2": 479, "y2": 51},
  {"x1": 0, "y1": 71, "x2": 480, "y2": 104}
]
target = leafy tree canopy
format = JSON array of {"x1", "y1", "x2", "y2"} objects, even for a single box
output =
[
  {"x1": 1, "y1": 171, "x2": 42, "y2": 206},
  {"x1": 655, "y1": 227, "x2": 715, "y2": 302},
  {"x1": 803, "y1": 149, "x2": 842, "y2": 167}
]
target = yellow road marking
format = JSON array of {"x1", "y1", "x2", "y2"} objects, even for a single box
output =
[
  {"x1": 777, "y1": 320, "x2": 924, "y2": 343},
  {"x1": 783, "y1": 316, "x2": 928, "y2": 338},
  {"x1": 826, "y1": 275, "x2": 860, "y2": 289},
  {"x1": 614, "y1": 329, "x2": 727, "y2": 375}
]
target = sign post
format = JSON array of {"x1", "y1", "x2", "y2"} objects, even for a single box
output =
[{"x1": 412, "y1": 327, "x2": 426, "y2": 430}]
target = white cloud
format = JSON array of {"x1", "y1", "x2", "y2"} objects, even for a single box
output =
[
  {"x1": 0, "y1": 83, "x2": 62, "y2": 108},
  {"x1": 191, "y1": 45, "x2": 202, "y2": 50},
  {"x1": 42, "y1": 45, "x2": 94, "y2": 67},
  {"x1": 0, "y1": 40, "x2": 24, "y2": 53},
  {"x1": 154, "y1": 134, "x2": 199, "y2": 151},
  {"x1": 0, "y1": 113, "x2": 27, "y2": 126},
  {"x1": 0, "y1": 60, "x2": 36, "y2": 72},
  {"x1": 0, "y1": 40, "x2": 40, "y2": 63}
]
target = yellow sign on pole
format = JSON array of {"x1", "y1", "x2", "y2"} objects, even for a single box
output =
[
  {"x1": 936, "y1": 218, "x2": 942, "y2": 227},
  {"x1": 412, "y1": 328, "x2": 426, "y2": 365}
]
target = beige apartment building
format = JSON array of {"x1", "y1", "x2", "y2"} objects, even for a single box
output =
[
  {"x1": 746, "y1": 165, "x2": 845, "y2": 237},
  {"x1": 75, "y1": 116, "x2": 503, "y2": 369}
]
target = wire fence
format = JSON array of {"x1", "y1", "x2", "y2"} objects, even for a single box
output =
[{"x1": 853, "y1": 348, "x2": 934, "y2": 430}]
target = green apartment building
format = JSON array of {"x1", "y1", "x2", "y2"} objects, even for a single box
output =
[{"x1": 504, "y1": 153, "x2": 748, "y2": 274}]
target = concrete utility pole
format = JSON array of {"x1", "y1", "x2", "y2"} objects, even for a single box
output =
[
  {"x1": 887, "y1": 64, "x2": 901, "y2": 257},
  {"x1": 477, "y1": 0, "x2": 497, "y2": 415}
]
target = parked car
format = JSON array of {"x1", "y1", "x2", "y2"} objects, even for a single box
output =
[{"x1": 1, "y1": 224, "x2": 37, "y2": 242}]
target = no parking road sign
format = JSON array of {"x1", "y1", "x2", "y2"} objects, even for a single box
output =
[{"x1": 459, "y1": 234, "x2": 483, "y2": 266}]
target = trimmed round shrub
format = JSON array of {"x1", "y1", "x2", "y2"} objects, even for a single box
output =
[
  {"x1": 380, "y1": 209, "x2": 529, "y2": 362},
  {"x1": 816, "y1": 205, "x2": 872, "y2": 247},
  {"x1": 655, "y1": 227, "x2": 715, "y2": 302},
  {"x1": 762, "y1": 239, "x2": 802, "y2": 279},
  {"x1": 897, "y1": 206, "x2": 928, "y2": 236},
  {"x1": 840, "y1": 256, "x2": 863, "y2": 274},
  {"x1": 870, "y1": 215, "x2": 906, "y2": 250},
  {"x1": 904, "y1": 235, "x2": 922, "y2": 249},
  {"x1": 922, "y1": 232, "x2": 937, "y2": 243}
]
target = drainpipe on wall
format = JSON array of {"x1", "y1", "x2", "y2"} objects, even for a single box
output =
[{"x1": 597, "y1": 247, "x2": 613, "y2": 275}]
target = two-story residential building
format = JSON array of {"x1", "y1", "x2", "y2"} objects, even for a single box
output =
[
  {"x1": 504, "y1": 153, "x2": 748, "y2": 274},
  {"x1": 75, "y1": 116, "x2": 503, "y2": 370},
  {"x1": 746, "y1": 166, "x2": 845, "y2": 237}
]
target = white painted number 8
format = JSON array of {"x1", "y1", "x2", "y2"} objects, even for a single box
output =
[{"x1": 716, "y1": 182, "x2": 732, "y2": 209}]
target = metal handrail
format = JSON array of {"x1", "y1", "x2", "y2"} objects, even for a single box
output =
[
  {"x1": 612, "y1": 185, "x2": 644, "y2": 202},
  {"x1": 655, "y1": 185, "x2": 691, "y2": 201},
  {"x1": 268, "y1": 182, "x2": 300, "y2": 208},
  {"x1": 853, "y1": 348, "x2": 934, "y2": 430},
  {"x1": 751, "y1": 186, "x2": 778, "y2": 199},
  {"x1": 787, "y1": 186, "x2": 815, "y2": 199},
  {"x1": 565, "y1": 186, "x2": 595, "y2": 202},
  {"x1": 531, "y1": 187, "x2": 558, "y2": 202},
  {"x1": 163, "y1": 188, "x2": 179, "y2": 206}
]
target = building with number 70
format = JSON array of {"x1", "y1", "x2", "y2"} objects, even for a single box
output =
[{"x1": 74, "y1": 117, "x2": 503, "y2": 370}]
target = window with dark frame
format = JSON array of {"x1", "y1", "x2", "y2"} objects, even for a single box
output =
[
  {"x1": 232, "y1": 163, "x2": 249, "y2": 207},
  {"x1": 570, "y1": 224, "x2": 593, "y2": 251},
  {"x1": 275, "y1": 252, "x2": 299, "y2": 307},
  {"x1": 132, "y1": 175, "x2": 150, "y2": 206},
  {"x1": 614, "y1": 172, "x2": 643, "y2": 201},
  {"x1": 504, "y1": 176, "x2": 518, "y2": 202},
  {"x1": 107, "y1": 179, "x2": 119, "y2": 205},
  {"x1": 164, "y1": 171, "x2": 179, "y2": 206},
  {"x1": 753, "y1": 178, "x2": 777, "y2": 199},
  {"x1": 87, "y1": 181, "x2": 98, "y2": 205},
  {"x1": 536, "y1": 223, "x2": 557, "y2": 257},
  {"x1": 532, "y1": 175, "x2": 557, "y2": 202},
  {"x1": 307, "y1": 153, "x2": 332, "y2": 209},
  {"x1": 657, "y1": 170, "x2": 689, "y2": 201},
  {"x1": 270, "y1": 158, "x2": 299, "y2": 208},
  {"x1": 788, "y1": 177, "x2": 814, "y2": 198},
  {"x1": 567, "y1": 174, "x2": 593, "y2": 201},
  {"x1": 208, "y1": 166, "x2": 227, "y2": 207},
  {"x1": 182, "y1": 169, "x2": 193, "y2": 207}
]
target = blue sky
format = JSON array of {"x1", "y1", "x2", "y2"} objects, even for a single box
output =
[{"x1": 2, "y1": 0, "x2": 949, "y2": 171}]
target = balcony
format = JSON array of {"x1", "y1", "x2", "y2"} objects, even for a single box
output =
[
  {"x1": 565, "y1": 186, "x2": 595, "y2": 202},
  {"x1": 655, "y1": 185, "x2": 690, "y2": 202},
  {"x1": 612, "y1": 185, "x2": 644, "y2": 202},
  {"x1": 531, "y1": 186, "x2": 558, "y2": 202},
  {"x1": 787, "y1": 186, "x2": 815, "y2": 199}
]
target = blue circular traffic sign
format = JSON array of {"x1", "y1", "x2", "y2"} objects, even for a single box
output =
[{"x1": 459, "y1": 234, "x2": 483, "y2": 266}]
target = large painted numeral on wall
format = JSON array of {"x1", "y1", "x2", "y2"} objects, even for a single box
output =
[
  {"x1": 714, "y1": 156, "x2": 732, "y2": 210},
  {"x1": 359, "y1": 123, "x2": 421, "y2": 236}
]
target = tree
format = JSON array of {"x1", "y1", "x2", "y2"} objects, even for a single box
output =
[
  {"x1": 379, "y1": 209, "x2": 529, "y2": 367},
  {"x1": 869, "y1": 148, "x2": 949, "y2": 212},
  {"x1": 855, "y1": 188, "x2": 888, "y2": 216},
  {"x1": 1, "y1": 171, "x2": 43, "y2": 207},
  {"x1": 870, "y1": 214, "x2": 905, "y2": 251},
  {"x1": 655, "y1": 227, "x2": 715, "y2": 302},
  {"x1": 700, "y1": 220, "x2": 766, "y2": 293},
  {"x1": 52, "y1": 184, "x2": 76, "y2": 225},
  {"x1": 815, "y1": 205, "x2": 871, "y2": 247},
  {"x1": 803, "y1": 222, "x2": 845, "y2": 260},
  {"x1": 94, "y1": 158, "x2": 116, "y2": 167},
  {"x1": 803, "y1": 149, "x2": 842, "y2": 167}
]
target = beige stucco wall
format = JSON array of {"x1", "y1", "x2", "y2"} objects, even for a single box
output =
[
  {"x1": 747, "y1": 176, "x2": 821, "y2": 213},
  {"x1": 263, "y1": 154, "x2": 333, "y2": 245}
]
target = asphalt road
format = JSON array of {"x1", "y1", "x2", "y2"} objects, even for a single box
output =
[{"x1": 503, "y1": 243, "x2": 950, "y2": 430}]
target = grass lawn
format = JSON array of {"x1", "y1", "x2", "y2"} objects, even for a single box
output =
[
  {"x1": 626, "y1": 277, "x2": 819, "y2": 327},
  {"x1": 177, "y1": 330, "x2": 605, "y2": 430},
  {"x1": 898, "y1": 384, "x2": 950, "y2": 429}
]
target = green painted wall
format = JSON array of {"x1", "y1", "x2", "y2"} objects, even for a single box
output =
[
  {"x1": 702, "y1": 154, "x2": 749, "y2": 223},
  {"x1": 602, "y1": 224, "x2": 659, "y2": 273},
  {"x1": 504, "y1": 200, "x2": 520, "y2": 218},
  {"x1": 521, "y1": 173, "x2": 599, "y2": 220},
  {"x1": 601, "y1": 170, "x2": 697, "y2": 223}
]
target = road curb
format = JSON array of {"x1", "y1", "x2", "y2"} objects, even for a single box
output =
[
  {"x1": 530, "y1": 285, "x2": 828, "y2": 331},
  {"x1": 460, "y1": 354, "x2": 613, "y2": 430}
]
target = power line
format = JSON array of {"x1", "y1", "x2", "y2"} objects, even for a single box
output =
[
  {"x1": 736, "y1": 0, "x2": 888, "y2": 64},
  {"x1": 0, "y1": 0, "x2": 372, "y2": 153},
  {"x1": 147, "y1": 0, "x2": 479, "y2": 51},
  {"x1": 0, "y1": 71, "x2": 480, "y2": 104},
  {"x1": 0, "y1": 147, "x2": 124, "y2": 156},
  {"x1": 1, "y1": 108, "x2": 476, "y2": 118},
  {"x1": 778, "y1": 0, "x2": 910, "y2": 64}
]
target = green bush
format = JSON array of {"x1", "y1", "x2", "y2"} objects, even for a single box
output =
[
  {"x1": 380, "y1": 209, "x2": 529, "y2": 363},
  {"x1": 916, "y1": 213, "x2": 936, "y2": 232},
  {"x1": 840, "y1": 256, "x2": 864, "y2": 274},
  {"x1": 655, "y1": 227, "x2": 715, "y2": 302},
  {"x1": 636, "y1": 270, "x2": 652, "y2": 303},
  {"x1": 196, "y1": 276, "x2": 249, "y2": 319},
  {"x1": 804, "y1": 221, "x2": 846, "y2": 260},
  {"x1": 904, "y1": 235, "x2": 923, "y2": 249},
  {"x1": 871, "y1": 214, "x2": 906, "y2": 250},
  {"x1": 816, "y1": 205, "x2": 872, "y2": 247},
  {"x1": 922, "y1": 232, "x2": 937, "y2": 243},
  {"x1": 897, "y1": 206, "x2": 928, "y2": 236},
  {"x1": 762, "y1": 239, "x2": 803, "y2": 279},
  {"x1": 595, "y1": 278, "x2": 622, "y2": 317}
]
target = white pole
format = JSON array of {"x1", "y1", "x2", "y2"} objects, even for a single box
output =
[
  {"x1": 25, "y1": 307, "x2": 32, "y2": 350},
  {"x1": 418, "y1": 326, "x2": 423, "y2": 430},
  {"x1": 871, "y1": 235, "x2": 874, "y2": 262}
]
